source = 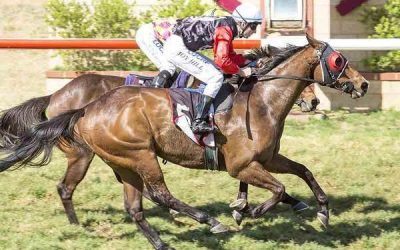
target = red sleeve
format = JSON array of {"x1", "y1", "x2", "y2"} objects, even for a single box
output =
[
  {"x1": 213, "y1": 26, "x2": 243, "y2": 74},
  {"x1": 230, "y1": 52, "x2": 247, "y2": 67}
]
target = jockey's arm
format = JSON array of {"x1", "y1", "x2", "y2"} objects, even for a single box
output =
[{"x1": 213, "y1": 26, "x2": 248, "y2": 75}]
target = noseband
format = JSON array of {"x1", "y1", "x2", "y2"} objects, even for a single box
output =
[{"x1": 253, "y1": 43, "x2": 351, "y2": 92}]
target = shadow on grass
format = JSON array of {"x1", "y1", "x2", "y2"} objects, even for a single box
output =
[{"x1": 71, "y1": 194, "x2": 399, "y2": 248}]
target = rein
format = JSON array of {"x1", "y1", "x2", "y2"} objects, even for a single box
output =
[
  {"x1": 234, "y1": 42, "x2": 353, "y2": 96},
  {"x1": 253, "y1": 74, "x2": 326, "y2": 85},
  {"x1": 250, "y1": 43, "x2": 351, "y2": 90}
]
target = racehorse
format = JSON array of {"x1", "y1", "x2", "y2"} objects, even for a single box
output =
[
  {"x1": 0, "y1": 46, "x2": 318, "y2": 149},
  {"x1": 0, "y1": 35, "x2": 368, "y2": 249},
  {"x1": 0, "y1": 49, "x2": 319, "y2": 224}
]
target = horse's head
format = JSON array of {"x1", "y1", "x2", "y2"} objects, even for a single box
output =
[
  {"x1": 296, "y1": 85, "x2": 320, "y2": 112},
  {"x1": 307, "y1": 34, "x2": 369, "y2": 99}
]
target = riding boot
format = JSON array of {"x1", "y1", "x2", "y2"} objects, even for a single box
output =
[
  {"x1": 152, "y1": 70, "x2": 172, "y2": 88},
  {"x1": 165, "y1": 71, "x2": 179, "y2": 88},
  {"x1": 191, "y1": 95, "x2": 214, "y2": 134}
]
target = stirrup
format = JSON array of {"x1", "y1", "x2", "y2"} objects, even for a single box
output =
[
  {"x1": 192, "y1": 120, "x2": 214, "y2": 134},
  {"x1": 152, "y1": 70, "x2": 172, "y2": 88}
]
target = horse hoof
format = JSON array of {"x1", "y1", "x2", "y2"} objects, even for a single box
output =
[
  {"x1": 317, "y1": 211, "x2": 329, "y2": 229},
  {"x1": 210, "y1": 223, "x2": 230, "y2": 234},
  {"x1": 232, "y1": 210, "x2": 244, "y2": 226},
  {"x1": 68, "y1": 217, "x2": 79, "y2": 225},
  {"x1": 169, "y1": 209, "x2": 180, "y2": 217},
  {"x1": 229, "y1": 198, "x2": 247, "y2": 211},
  {"x1": 156, "y1": 243, "x2": 174, "y2": 250},
  {"x1": 292, "y1": 201, "x2": 309, "y2": 213}
]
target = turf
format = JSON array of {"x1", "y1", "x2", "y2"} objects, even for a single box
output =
[
  {"x1": 0, "y1": 111, "x2": 399, "y2": 249},
  {"x1": 1, "y1": 1, "x2": 399, "y2": 249}
]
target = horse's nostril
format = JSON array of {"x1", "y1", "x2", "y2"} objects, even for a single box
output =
[
  {"x1": 311, "y1": 98, "x2": 320, "y2": 107},
  {"x1": 361, "y1": 82, "x2": 369, "y2": 92}
]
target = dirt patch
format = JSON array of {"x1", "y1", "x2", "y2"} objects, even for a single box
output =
[{"x1": 0, "y1": 0, "x2": 50, "y2": 109}]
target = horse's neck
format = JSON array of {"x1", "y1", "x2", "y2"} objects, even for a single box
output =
[{"x1": 253, "y1": 48, "x2": 313, "y2": 124}]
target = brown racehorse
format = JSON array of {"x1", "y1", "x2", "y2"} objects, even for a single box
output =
[
  {"x1": 0, "y1": 35, "x2": 368, "y2": 249},
  {"x1": 0, "y1": 50, "x2": 319, "y2": 224},
  {"x1": 0, "y1": 46, "x2": 318, "y2": 149}
]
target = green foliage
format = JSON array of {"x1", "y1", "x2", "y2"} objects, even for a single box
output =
[
  {"x1": 153, "y1": 0, "x2": 214, "y2": 19},
  {"x1": 45, "y1": 0, "x2": 219, "y2": 71},
  {"x1": 360, "y1": 0, "x2": 400, "y2": 71},
  {"x1": 45, "y1": 0, "x2": 151, "y2": 71}
]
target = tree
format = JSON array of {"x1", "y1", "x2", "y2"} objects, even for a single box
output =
[
  {"x1": 45, "y1": 0, "x2": 150, "y2": 71},
  {"x1": 45, "y1": 0, "x2": 216, "y2": 71},
  {"x1": 360, "y1": 0, "x2": 400, "y2": 71}
]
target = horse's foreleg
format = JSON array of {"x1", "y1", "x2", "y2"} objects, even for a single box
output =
[
  {"x1": 266, "y1": 154, "x2": 329, "y2": 228},
  {"x1": 229, "y1": 182, "x2": 249, "y2": 225},
  {"x1": 230, "y1": 181, "x2": 307, "y2": 225},
  {"x1": 231, "y1": 161, "x2": 286, "y2": 219},
  {"x1": 57, "y1": 148, "x2": 94, "y2": 224}
]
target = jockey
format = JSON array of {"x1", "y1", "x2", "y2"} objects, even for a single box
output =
[
  {"x1": 136, "y1": 17, "x2": 177, "y2": 88},
  {"x1": 136, "y1": 3, "x2": 262, "y2": 134}
]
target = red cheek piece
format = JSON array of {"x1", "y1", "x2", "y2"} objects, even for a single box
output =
[{"x1": 327, "y1": 52, "x2": 345, "y2": 72}]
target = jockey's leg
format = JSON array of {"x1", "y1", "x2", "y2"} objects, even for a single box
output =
[
  {"x1": 163, "y1": 35, "x2": 224, "y2": 133},
  {"x1": 136, "y1": 23, "x2": 176, "y2": 88},
  {"x1": 192, "y1": 95, "x2": 214, "y2": 134}
]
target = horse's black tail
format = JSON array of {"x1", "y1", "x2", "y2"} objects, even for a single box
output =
[
  {"x1": 0, "y1": 108, "x2": 86, "y2": 172},
  {"x1": 0, "y1": 95, "x2": 51, "y2": 149}
]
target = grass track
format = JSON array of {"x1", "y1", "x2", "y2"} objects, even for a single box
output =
[
  {"x1": 0, "y1": 111, "x2": 399, "y2": 249},
  {"x1": 1, "y1": 1, "x2": 399, "y2": 249}
]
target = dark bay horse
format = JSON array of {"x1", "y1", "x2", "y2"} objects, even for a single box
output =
[
  {"x1": 0, "y1": 47, "x2": 319, "y2": 149},
  {"x1": 0, "y1": 51, "x2": 318, "y2": 224},
  {"x1": 0, "y1": 35, "x2": 368, "y2": 249}
]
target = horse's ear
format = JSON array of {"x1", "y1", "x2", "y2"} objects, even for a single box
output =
[{"x1": 306, "y1": 33, "x2": 322, "y2": 48}]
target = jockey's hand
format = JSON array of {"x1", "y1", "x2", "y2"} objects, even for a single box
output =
[
  {"x1": 244, "y1": 59, "x2": 257, "y2": 67},
  {"x1": 239, "y1": 67, "x2": 253, "y2": 78},
  {"x1": 246, "y1": 60, "x2": 258, "y2": 68}
]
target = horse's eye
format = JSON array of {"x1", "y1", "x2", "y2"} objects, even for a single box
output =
[
  {"x1": 328, "y1": 52, "x2": 345, "y2": 71},
  {"x1": 335, "y1": 56, "x2": 343, "y2": 67}
]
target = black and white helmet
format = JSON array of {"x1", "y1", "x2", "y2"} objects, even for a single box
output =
[{"x1": 231, "y1": 3, "x2": 262, "y2": 23}]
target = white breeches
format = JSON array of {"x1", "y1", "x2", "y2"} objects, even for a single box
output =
[
  {"x1": 163, "y1": 35, "x2": 224, "y2": 98},
  {"x1": 135, "y1": 23, "x2": 176, "y2": 75}
]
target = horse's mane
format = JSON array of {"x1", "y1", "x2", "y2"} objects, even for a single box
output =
[{"x1": 248, "y1": 45, "x2": 306, "y2": 75}]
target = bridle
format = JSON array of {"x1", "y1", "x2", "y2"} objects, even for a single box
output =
[{"x1": 252, "y1": 43, "x2": 353, "y2": 93}]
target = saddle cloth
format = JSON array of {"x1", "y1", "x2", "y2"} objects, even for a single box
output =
[
  {"x1": 124, "y1": 74, "x2": 153, "y2": 87},
  {"x1": 125, "y1": 71, "x2": 191, "y2": 88},
  {"x1": 168, "y1": 84, "x2": 234, "y2": 147}
]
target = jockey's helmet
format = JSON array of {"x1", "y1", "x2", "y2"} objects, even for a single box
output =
[{"x1": 231, "y1": 3, "x2": 262, "y2": 24}]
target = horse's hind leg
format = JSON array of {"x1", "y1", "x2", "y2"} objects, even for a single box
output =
[
  {"x1": 265, "y1": 154, "x2": 329, "y2": 228},
  {"x1": 136, "y1": 151, "x2": 229, "y2": 234},
  {"x1": 122, "y1": 173, "x2": 171, "y2": 250},
  {"x1": 57, "y1": 147, "x2": 94, "y2": 224}
]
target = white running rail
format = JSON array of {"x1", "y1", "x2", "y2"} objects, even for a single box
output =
[{"x1": 263, "y1": 36, "x2": 400, "y2": 50}]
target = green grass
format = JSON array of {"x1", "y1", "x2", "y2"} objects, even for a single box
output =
[
  {"x1": 1, "y1": 1, "x2": 400, "y2": 249},
  {"x1": 0, "y1": 111, "x2": 399, "y2": 249}
]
